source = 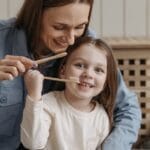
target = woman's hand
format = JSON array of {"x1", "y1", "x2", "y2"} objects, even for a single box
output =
[
  {"x1": 24, "y1": 70, "x2": 44, "y2": 101},
  {"x1": 0, "y1": 55, "x2": 37, "y2": 81}
]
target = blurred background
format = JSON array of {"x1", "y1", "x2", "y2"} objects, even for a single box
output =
[
  {"x1": 0, "y1": 0, "x2": 149, "y2": 149},
  {"x1": 1, "y1": 0, "x2": 150, "y2": 37}
]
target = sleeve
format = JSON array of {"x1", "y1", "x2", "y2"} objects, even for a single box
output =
[
  {"x1": 102, "y1": 70, "x2": 142, "y2": 150},
  {"x1": 21, "y1": 95, "x2": 51, "y2": 150},
  {"x1": 96, "y1": 108, "x2": 110, "y2": 150},
  {"x1": 85, "y1": 28, "x2": 97, "y2": 38},
  {"x1": 102, "y1": 113, "x2": 110, "y2": 142}
]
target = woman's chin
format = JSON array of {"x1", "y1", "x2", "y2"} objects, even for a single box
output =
[{"x1": 53, "y1": 47, "x2": 68, "y2": 53}]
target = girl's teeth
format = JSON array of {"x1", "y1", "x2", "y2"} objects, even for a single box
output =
[{"x1": 81, "y1": 82, "x2": 91, "y2": 87}]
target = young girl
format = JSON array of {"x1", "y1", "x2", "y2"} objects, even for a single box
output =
[{"x1": 21, "y1": 36, "x2": 118, "y2": 150}]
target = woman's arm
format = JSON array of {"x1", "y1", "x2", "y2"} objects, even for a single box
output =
[{"x1": 102, "y1": 71, "x2": 141, "y2": 150}]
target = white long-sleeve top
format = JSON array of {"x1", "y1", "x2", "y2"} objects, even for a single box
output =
[{"x1": 21, "y1": 91, "x2": 110, "y2": 150}]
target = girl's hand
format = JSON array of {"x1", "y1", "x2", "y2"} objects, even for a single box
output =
[
  {"x1": 0, "y1": 55, "x2": 37, "y2": 81},
  {"x1": 24, "y1": 70, "x2": 44, "y2": 101}
]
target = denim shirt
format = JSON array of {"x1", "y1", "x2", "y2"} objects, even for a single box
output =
[
  {"x1": 0, "y1": 19, "x2": 141, "y2": 150},
  {"x1": 102, "y1": 71, "x2": 141, "y2": 150},
  {"x1": 0, "y1": 18, "x2": 30, "y2": 150}
]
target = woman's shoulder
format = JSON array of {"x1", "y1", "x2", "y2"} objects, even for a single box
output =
[{"x1": 0, "y1": 18, "x2": 16, "y2": 30}]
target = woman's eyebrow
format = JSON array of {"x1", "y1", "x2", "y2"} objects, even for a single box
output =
[
  {"x1": 77, "y1": 22, "x2": 88, "y2": 26},
  {"x1": 54, "y1": 22, "x2": 88, "y2": 27}
]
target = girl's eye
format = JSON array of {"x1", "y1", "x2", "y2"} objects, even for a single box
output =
[
  {"x1": 95, "y1": 67, "x2": 104, "y2": 73},
  {"x1": 74, "y1": 63, "x2": 85, "y2": 69}
]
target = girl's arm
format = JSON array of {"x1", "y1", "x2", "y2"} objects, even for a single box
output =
[
  {"x1": 21, "y1": 96, "x2": 51, "y2": 149},
  {"x1": 24, "y1": 70, "x2": 44, "y2": 101},
  {"x1": 96, "y1": 109, "x2": 110, "y2": 150},
  {"x1": 21, "y1": 70, "x2": 51, "y2": 149}
]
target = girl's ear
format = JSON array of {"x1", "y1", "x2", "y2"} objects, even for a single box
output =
[{"x1": 59, "y1": 65, "x2": 65, "y2": 79}]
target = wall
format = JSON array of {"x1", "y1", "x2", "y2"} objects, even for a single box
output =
[
  {"x1": 0, "y1": 0, "x2": 150, "y2": 38},
  {"x1": 90, "y1": 0, "x2": 150, "y2": 38},
  {"x1": 0, "y1": 0, "x2": 22, "y2": 19}
]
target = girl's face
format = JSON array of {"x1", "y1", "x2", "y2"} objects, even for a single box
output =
[
  {"x1": 40, "y1": 3, "x2": 90, "y2": 53},
  {"x1": 61, "y1": 44, "x2": 107, "y2": 102}
]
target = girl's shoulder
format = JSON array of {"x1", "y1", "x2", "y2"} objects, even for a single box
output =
[
  {"x1": 95, "y1": 102, "x2": 107, "y2": 115},
  {"x1": 42, "y1": 91, "x2": 64, "y2": 111},
  {"x1": 95, "y1": 102, "x2": 109, "y2": 124}
]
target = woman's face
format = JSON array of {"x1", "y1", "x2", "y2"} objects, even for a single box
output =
[
  {"x1": 40, "y1": 3, "x2": 90, "y2": 53},
  {"x1": 61, "y1": 44, "x2": 107, "y2": 102}
]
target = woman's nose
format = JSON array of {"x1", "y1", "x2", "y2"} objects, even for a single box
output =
[{"x1": 66, "y1": 30, "x2": 75, "y2": 45}]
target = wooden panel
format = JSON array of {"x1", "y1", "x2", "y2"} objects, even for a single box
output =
[
  {"x1": 0, "y1": 0, "x2": 8, "y2": 19},
  {"x1": 0, "y1": 0, "x2": 150, "y2": 38},
  {"x1": 102, "y1": 0, "x2": 124, "y2": 37},
  {"x1": 126, "y1": 0, "x2": 146, "y2": 37},
  {"x1": 8, "y1": 0, "x2": 23, "y2": 18},
  {"x1": 147, "y1": 0, "x2": 150, "y2": 37},
  {"x1": 90, "y1": 0, "x2": 102, "y2": 37},
  {"x1": 105, "y1": 37, "x2": 150, "y2": 148}
]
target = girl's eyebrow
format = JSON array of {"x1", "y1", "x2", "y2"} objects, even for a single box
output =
[
  {"x1": 72, "y1": 58, "x2": 106, "y2": 67},
  {"x1": 96, "y1": 61, "x2": 107, "y2": 67},
  {"x1": 71, "y1": 57, "x2": 107, "y2": 70},
  {"x1": 71, "y1": 57, "x2": 84, "y2": 61}
]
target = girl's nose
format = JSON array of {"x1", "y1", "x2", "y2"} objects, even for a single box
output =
[{"x1": 82, "y1": 69, "x2": 93, "y2": 79}]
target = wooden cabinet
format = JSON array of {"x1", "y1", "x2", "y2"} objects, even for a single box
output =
[{"x1": 105, "y1": 37, "x2": 150, "y2": 147}]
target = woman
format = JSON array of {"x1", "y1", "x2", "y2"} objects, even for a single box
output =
[{"x1": 0, "y1": 0, "x2": 141, "y2": 150}]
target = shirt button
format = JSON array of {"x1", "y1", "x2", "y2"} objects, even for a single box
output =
[{"x1": 0, "y1": 96, "x2": 7, "y2": 103}]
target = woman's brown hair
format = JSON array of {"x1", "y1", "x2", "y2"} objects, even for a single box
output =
[
  {"x1": 15, "y1": 0, "x2": 94, "y2": 54},
  {"x1": 59, "y1": 36, "x2": 118, "y2": 127}
]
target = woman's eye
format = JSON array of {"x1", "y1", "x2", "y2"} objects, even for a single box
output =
[
  {"x1": 53, "y1": 25, "x2": 64, "y2": 30},
  {"x1": 75, "y1": 24, "x2": 86, "y2": 30}
]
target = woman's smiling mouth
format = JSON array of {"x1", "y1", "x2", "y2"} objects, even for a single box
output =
[{"x1": 54, "y1": 39, "x2": 69, "y2": 48}]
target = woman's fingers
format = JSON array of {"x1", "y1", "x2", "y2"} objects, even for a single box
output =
[
  {"x1": 0, "y1": 61, "x2": 24, "y2": 80},
  {"x1": 0, "y1": 71, "x2": 14, "y2": 80},
  {"x1": 5, "y1": 55, "x2": 37, "y2": 69},
  {"x1": 0, "y1": 55, "x2": 37, "y2": 81},
  {"x1": 0, "y1": 59, "x2": 26, "y2": 73},
  {"x1": 0, "y1": 65, "x2": 18, "y2": 76}
]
